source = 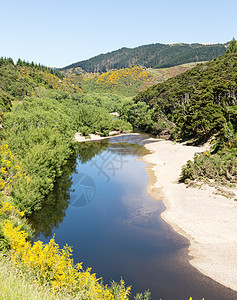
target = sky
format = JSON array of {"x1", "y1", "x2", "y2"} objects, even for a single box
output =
[{"x1": 1, "y1": 0, "x2": 236, "y2": 68}]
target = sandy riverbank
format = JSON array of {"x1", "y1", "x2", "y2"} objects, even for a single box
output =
[
  {"x1": 141, "y1": 140, "x2": 237, "y2": 291},
  {"x1": 74, "y1": 132, "x2": 135, "y2": 142}
]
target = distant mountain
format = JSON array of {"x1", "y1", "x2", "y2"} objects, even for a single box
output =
[{"x1": 60, "y1": 43, "x2": 227, "y2": 73}]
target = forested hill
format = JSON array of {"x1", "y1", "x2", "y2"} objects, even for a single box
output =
[
  {"x1": 0, "y1": 57, "x2": 81, "y2": 111},
  {"x1": 122, "y1": 49, "x2": 237, "y2": 185},
  {"x1": 60, "y1": 42, "x2": 226, "y2": 73},
  {"x1": 133, "y1": 53, "x2": 237, "y2": 141}
]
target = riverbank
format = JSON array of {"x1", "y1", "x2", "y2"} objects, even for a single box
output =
[
  {"x1": 141, "y1": 140, "x2": 237, "y2": 291},
  {"x1": 74, "y1": 132, "x2": 133, "y2": 142}
]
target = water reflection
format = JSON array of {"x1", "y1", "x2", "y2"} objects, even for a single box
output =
[
  {"x1": 30, "y1": 154, "x2": 77, "y2": 238},
  {"x1": 76, "y1": 140, "x2": 109, "y2": 163}
]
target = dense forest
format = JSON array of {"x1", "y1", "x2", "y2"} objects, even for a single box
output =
[
  {"x1": 128, "y1": 46, "x2": 237, "y2": 185},
  {"x1": 60, "y1": 42, "x2": 226, "y2": 73}
]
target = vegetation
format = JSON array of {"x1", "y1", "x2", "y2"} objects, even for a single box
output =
[
  {"x1": 71, "y1": 91, "x2": 131, "y2": 112},
  {"x1": 0, "y1": 196, "x2": 132, "y2": 299},
  {"x1": 226, "y1": 38, "x2": 237, "y2": 54},
  {"x1": 0, "y1": 57, "x2": 81, "y2": 112},
  {"x1": 0, "y1": 42, "x2": 234, "y2": 297},
  {"x1": 3, "y1": 220, "x2": 131, "y2": 299},
  {"x1": 181, "y1": 146, "x2": 237, "y2": 186},
  {"x1": 62, "y1": 63, "x2": 203, "y2": 97},
  {"x1": 0, "y1": 254, "x2": 59, "y2": 300},
  {"x1": 1, "y1": 90, "x2": 131, "y2": 213},
  {"x1": 130, "y1": 50, "x2": 237, "y2": 186},
  {"x1": 0, "y1": 56, "x2": 142, "y2": 299},
  {"x1": 60, "y1": 42, "x2": 226, "y2": 73}
]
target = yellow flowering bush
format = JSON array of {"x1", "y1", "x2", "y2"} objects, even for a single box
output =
[
  {"x1": 96, "y1": 66, "x2": 152, "y2": 88},
  {"x1": 0, "y1": 199, "x2": 24, "y2": 218},
  {"x1": 0, "y1": 143, "x2": 22, "y2": 196},
  {"x1": 3, "y1": 220, "x2": 131, "y2": 299},
  {"x1": 203, "y1": 151, "x2": 210, "y2": 157},
  {"x1": 18, "y1": 65, "x2": 82, "y2": 94},
  {"x1": 0, "y1": 141, "x2": 30, "y2": 202}
]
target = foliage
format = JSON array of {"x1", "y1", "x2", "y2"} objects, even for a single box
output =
[
  {"x1": 120, "y1": 100, "x2": 157, "y2": 133},
  {"x1": 226, "y1": 38, "x2": 237, "y2": 54},
  {"x1": 68, "y1": 66, "x2": 153, "y2": 97},
  {"x1": 60, "y1": 43, "x2": 226, "y2": 73},
  {"x1": 95, "y1": 66, "x2": 152, "y2": 90},
  {"x1": 3, "y1": 220, "x2": 131, "y2": 299},
  {"x1": 62, "y1": 63, "x2": 213, "y2": 97},
  {"x1": 133, "y1": 290, "x2": 151, "y2": 300},
  {"x1": 72, "y1": 91, "x2": 131, "y2": 112},
  {"x1": 0, "y1": 56, "x2": 81, "y2": 113},
  {"x1": 0, "y1": 254, "x2": 59, "y2": 300},
  {"x1": 1, "y1": 90, "x2": 131, "y2": 213},
  {"x1": 133, "y1": 53, "x2": 237, "y2": 184},
  {"x1": 134, "y1": 53, "x2": 237, "y2": 141},
  {"x1": 181, "y1": 143, "x2": 237, "y2": 186}
]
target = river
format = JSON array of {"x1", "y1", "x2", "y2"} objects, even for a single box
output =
[{"x1": 30, "y1": 134, "x2": 237, "y2": 300}]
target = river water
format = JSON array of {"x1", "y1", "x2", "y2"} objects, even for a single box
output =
[{"x1": 30, "y1": 134, "x2": 237, "y2": 300}]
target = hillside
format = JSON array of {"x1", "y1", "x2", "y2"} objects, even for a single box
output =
[
  {"x1": 60, "y1": 42, "x2": 226, "y2": 73},
  {"x1": 124, "y1": 52, "x2": 237, "y2": 185},
  {"x1": 133, "y1": 53, "x2": 237, "y2": 138},
  {"x1": 62, "y1": 62, "x2": 203, "y2": 97},
  {"x1": 0, "y1": 58, "x2": 82, "y2": 112}
]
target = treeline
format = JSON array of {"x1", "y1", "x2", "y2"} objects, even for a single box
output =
[
  {"x1": 60, "y1": 42, "x2": 226, "y2": 73},
  {"x1": 0, "y1": 57, "x2": 63, "y2": 79},
  {"x1": 125, "y1": 50, "x2": 237, "y2": 185},
  {"x1": 16, "y1": 58, "x2": 64, "y2": 79}
]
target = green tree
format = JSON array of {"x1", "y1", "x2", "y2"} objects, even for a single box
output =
[{"x1": 226, "y1": 38, "x2": 237, "y2": 54}]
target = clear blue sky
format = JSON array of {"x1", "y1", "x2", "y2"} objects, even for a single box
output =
[{"x1": 1, "y1": 0, "x2": 236, "y2": 67}]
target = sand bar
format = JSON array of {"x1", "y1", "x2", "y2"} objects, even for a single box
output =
[
  {"x1": 74, "y1": 132, "x2": 135, "y2": 142},
  {"x1": 141, "y1": 140, "x2": 237, "y2": 291}
]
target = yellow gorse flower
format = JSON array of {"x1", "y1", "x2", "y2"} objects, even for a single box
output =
[
  {"x1": 203, "y1": 151, "x2": 210, "y2": 157},
  {"x1": 3, "y1": 220, "x2": 130, "y2": 299}
]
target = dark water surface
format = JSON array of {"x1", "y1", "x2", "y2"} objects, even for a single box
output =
[{"x1": 31, "y1": 134, "x2": 237, "y2": 300}]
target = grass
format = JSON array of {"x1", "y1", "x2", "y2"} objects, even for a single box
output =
[
  {"x1": 0, "y1": 255, "x2": 57, "y2": 300},
  {"x1": 0, "y1": 254, "x2": 101, "y2": 300}
]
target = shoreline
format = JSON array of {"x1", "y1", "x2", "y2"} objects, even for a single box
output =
[
  {"x1": 74, "y1": 132, "x2": 136, "y2": 142},
  {"x1": 141, "y1": 139, "x2": 237, "y2": 291}
]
